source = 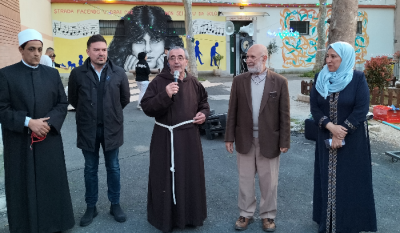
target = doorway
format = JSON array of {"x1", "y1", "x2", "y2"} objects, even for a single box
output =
[{"x1": 229, "y1": 21, "x2": 252, "y2": 76}]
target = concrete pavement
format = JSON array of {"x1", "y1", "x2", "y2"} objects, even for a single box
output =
[{"x1": 0, "y1": 75, "x2": 399, "y2": 232}]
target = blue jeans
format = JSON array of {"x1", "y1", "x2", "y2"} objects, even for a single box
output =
[{"x1": 82, "y1": 125, "x2": 120, "y2": 207}]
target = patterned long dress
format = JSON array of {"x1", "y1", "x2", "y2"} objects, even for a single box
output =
[{"x1": 310, "y1": 70, "x2": 377, "y2": 233}]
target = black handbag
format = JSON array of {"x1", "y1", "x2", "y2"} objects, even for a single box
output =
[{"x1": 304, "y1": 119, "x2": 318, "y2": 141}]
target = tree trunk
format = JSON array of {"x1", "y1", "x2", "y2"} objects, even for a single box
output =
[
  {"x1": 328, "y1": 0, "x2": 358, "y2": 46},
  {"x1": 183, "y1": 0, "x2": 198, "y2": 78},
  {"x1": 313, "y1": 0, "x2": 327, "y2": 71}
]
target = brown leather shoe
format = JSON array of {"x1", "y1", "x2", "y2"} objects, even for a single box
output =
[
  {"x1": 235, "y1": 216, "x2": 254, "y2": 231},
  {"x1": 262, "y1": 218, "x2": 276, "y2": 232}
]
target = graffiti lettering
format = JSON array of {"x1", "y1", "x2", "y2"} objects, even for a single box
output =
[
  {"x1": 355, "y1": 11, "x2": 369, "y2": 64},
  {"x1": 280, "y1": 8, "x2": 322, "y2": 68},
  {"x1": 77, "y1": 9, "x2": 101, "y2": 14},
  {"x1": 176, "y1": 11, "x2": 183, "y2": 16},
  {"x1": 165, "y1": 11, "x2": 173, "y2": 16},
  {"x1": 192, "y1": 12, "x2": 196, "y2": 16},
  {"x1": 105, "y1": 10, "x2": 122, "y2": 15},
  {"x1": 207, "y1": 11, "x2": 217, "y2": 16},
  {"x1": 53, "y1": 9, "x2": 74, "y2": 14},
  {"x1": 280, "y1": 8, "x2": 369, "y2": 68},
  {"x1": 199, "y1": 12, "x2": 204, "y2": 16}
]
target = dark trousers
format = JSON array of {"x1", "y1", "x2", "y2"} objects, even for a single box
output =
[{"x1": 82, "y1": 125, "x2": 121, "y2": 207}]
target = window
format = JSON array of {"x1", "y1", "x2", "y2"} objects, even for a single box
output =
[
  {"x1": 167, "y1": 21, "x2": 186, "y2": 36},
  {"x1": 289, "y1": 21, "x2": 309, "y2": 35},
  {"x1": 99, "y1": 20, "x2": 125, "y2": 36},
  {"x1": 356, "y1": 21, "x2": 362, "y2": 34}
]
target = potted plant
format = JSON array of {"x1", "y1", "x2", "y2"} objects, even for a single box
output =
[
  {"x1": 267, "y1": 39, "x2": 279, "y2": 70},
  {"x1": 213, "y1": 54, "x2": 224, "y2": 76}
]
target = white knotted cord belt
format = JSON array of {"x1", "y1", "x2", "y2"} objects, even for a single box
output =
[{"x1": 155, "y1": 120, "x2": 194, "y2": 205}]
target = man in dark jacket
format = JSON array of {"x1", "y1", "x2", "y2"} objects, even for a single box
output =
[
  {"x1": 135, "y1": 52, "x2": 150, "y2": 110},
  {"x1": 68, "y1": 34, "x2": 131, "y2": 227}
]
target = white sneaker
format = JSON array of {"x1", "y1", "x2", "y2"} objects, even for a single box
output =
[{"x1": 137, "y1": 105, "x2": 142, "y2": 111}]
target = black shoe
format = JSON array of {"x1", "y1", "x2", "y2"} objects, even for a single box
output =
[
  {"x1": 110, "y1": 204, "x2": 127, "y2": 222},
  {"x1": 80, "y1": 206, "x2": 98, "y2": 227}
]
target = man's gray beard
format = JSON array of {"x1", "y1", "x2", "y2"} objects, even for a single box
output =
[{"x1": 248, "y1": 62, "x2": 263, "y2": 74}]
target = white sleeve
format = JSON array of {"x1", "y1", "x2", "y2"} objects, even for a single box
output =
[{"x1": 24, "y1": 117, "x2": 31, "y2": 127}]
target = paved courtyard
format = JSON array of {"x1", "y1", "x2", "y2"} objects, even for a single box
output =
[{"x1": 0, "y1": 74, "x2": 399, "y2": 232}]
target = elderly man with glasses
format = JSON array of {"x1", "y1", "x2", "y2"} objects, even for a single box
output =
[
  {"x1": 225, "y1": 44, "x2": 290, "y2": 232},
  {"x1": 141, "y1": 46, "x2": 210, "y2": 233}
]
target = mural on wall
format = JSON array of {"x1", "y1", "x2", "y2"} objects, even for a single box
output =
[
  {"x1": 78, "y1": 55, "x2": 84, "y2": 66},
  {"x1": 195, "y1": 41, "x2": 204, "y2": 65},
  {"x1": 280, "y1": 8, "x2": 369, "y2": 68},
  {"x1": 52, "y1": 3, "x2": 226, "y2": 73},
  {"x1": 68, "y1": 61, "x2": 76, "y2": 70},
  {"x1": 108, "y1": 5, "x2": 184, "y2": 72},
  {"x1": 52, "y1": 19, "x2": 99, "y2": 39},
  {"x1": 280, "y1": 8, "x2": 331, "y2": 68},
  {"x1": 355, "y1": 11, "x2": 369, "y2": 64},
  {"x1": 210, "y1": 42, "x2": 220, "y2": 66},
  {"x1": 192, "y1": 19, "x2": 225, "y2": 36}
]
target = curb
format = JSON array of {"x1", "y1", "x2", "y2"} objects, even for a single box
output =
[{"x1": 297, "y1": 93, "x2": 310, "y2": 103}]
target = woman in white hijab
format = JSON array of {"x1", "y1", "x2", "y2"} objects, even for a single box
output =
[{"x1": 310, "y1": 41, "x2": 377, "y2": 233}]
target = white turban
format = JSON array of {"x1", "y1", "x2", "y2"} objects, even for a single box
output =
[{"x1": 18, "y1": 29, "x2": 43, "y2": 46}]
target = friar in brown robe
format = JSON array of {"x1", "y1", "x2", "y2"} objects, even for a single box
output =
[{"x1": 141, "y1": 47, "x2": 210, "y2": 232}]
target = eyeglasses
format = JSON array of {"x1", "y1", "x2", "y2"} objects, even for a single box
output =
[
  {"x1": 246, "y1": 55, "x2": 265, "y2": 60},
  {"x1": 50, "y1": 54, "x2": 56, "y2": 58},
  {"x1": 168, "y1": 56, "x2": 185, "y2": 61}
]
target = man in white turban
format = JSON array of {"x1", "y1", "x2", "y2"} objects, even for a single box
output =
[{"x1": 0, "y1": 29, "x2": 75, "y2": 233}]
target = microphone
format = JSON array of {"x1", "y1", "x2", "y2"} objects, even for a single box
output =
[
  {"x1": 173, "y1": 71, "x2": 179, "y2": 96},
  {"x1": 174, "y1": 70, "x2": 179, "y2": 82}
]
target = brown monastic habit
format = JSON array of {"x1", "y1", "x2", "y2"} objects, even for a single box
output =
[{"x1": 141, "y1": 70, "x2": 210, "y2": 232}]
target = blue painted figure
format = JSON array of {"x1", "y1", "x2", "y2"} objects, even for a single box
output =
[
  {"x1": 195, "y1": 41, "x2": 204, "y2": 65},
  {"x1": 78, "y1": 55, "x2": 84, "y2": 66},
  {"x1": 68, "y1": 61, "x2": 76, "y2": 70},
  {"x1": 210, "y1": 42, "x2": 219, "y2": 66}
]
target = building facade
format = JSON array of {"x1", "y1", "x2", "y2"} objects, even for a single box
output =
[
  {"x1": 1, "y1": 0, "x2": 398, "y2": 74},
  {"x1": 0, "y1": 0, "x2": 21, "y2": 68},
  {"x1": 0, "y1": 0, "x2": 54, "y2": 69}
]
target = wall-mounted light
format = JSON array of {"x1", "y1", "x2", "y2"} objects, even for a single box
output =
[
  {"x1": 218, "y1": 11, "x2": 223, "y2": 16},
  {"x1": 220, "y1": 12, "x2": 269, "y2": 17},
  {"x1": 240, "y1": 6, "x2": 244, "y2": 9}
]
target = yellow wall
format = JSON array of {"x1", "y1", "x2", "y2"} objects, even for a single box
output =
[
  {"x1": 20, "y1": 0, "x2": 54, "y2": 50},
  {"x1": 52, "y1": 3, "x2": 226, "y2": 73}
]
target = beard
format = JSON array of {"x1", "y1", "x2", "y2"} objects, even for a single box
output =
[{"x1": 247, "y1": 61, "x2": 263, "y2": 74}]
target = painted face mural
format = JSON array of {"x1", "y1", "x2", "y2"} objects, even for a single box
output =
[
  {"x1": 131, "y1": 33, "x2": 165, "y2": 69},
  {"x1": 108, "y1": 5, "x2": 184, "y2": 71}
]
